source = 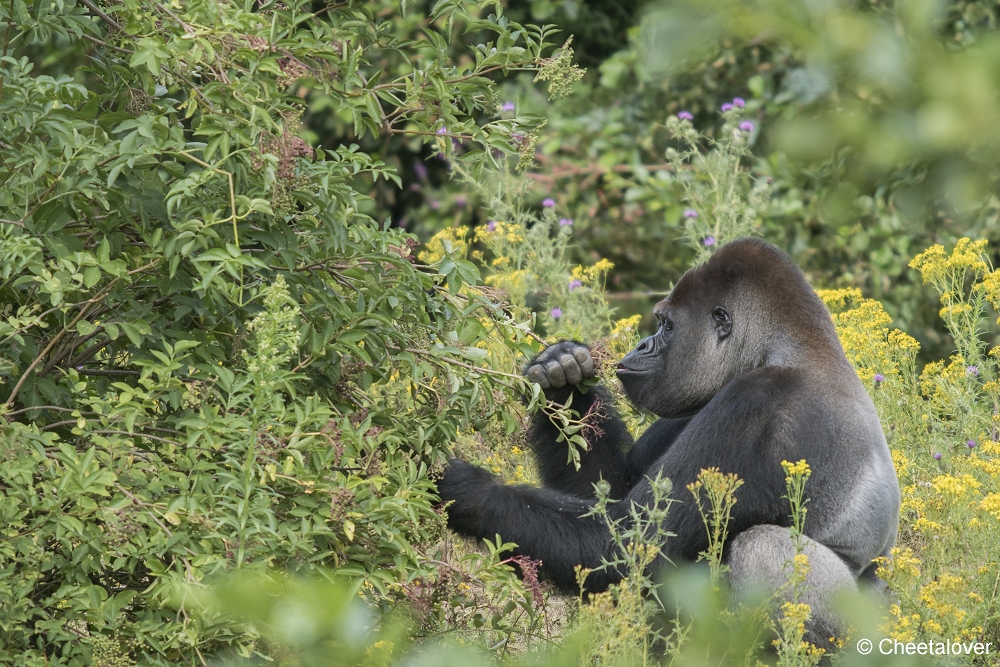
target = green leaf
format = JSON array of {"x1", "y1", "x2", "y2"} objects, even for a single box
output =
[{"x1": 13, "y1": 0, "x2": 30, "y2": 25}]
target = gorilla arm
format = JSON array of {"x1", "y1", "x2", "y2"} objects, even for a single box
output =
[
  {"x1": 437, "y1": 459, "x2": 619, "y2": 592},
  {"x1": 524, "y1": 341, "x2": 635, "y2": 499}
]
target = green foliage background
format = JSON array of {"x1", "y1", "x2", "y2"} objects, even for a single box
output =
[{"x1": 4, "y1": 0, "x2": 1000, "y2": 664}]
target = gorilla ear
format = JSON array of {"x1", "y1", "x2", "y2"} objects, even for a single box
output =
[{"x1": 712, "y1": 306, "x2": 732, "y2": 339}]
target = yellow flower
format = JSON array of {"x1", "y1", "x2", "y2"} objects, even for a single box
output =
[
  {"x1": 919, "y1": 573, "x2": 968, "y2": 624},
  {"x1": 890, "y1": 449, "x2": 910, "y2": 477},
  {"x1": 980, "y1": 492, "x2": 1000, "y2": 520},
  {"x1": 781, "y1": 459, "x2": 810, "y2": 477},
  {"x1": 877, "y1": 547, "x2": 921, "y2": 579},
  {"x1": 913, "y1": 516, "x2": 944, "y2": 533},
  {"x1": 793, "y1": 552, "x2": 810, "y2": 575},
  {"x1": 816, "y1": 287, "x2": 863, "y2": 313},
  {"x1": 931, "y1": 473, "x2": 981, "y2": 497},
  {"x1": 418, "y1": 227, "x2": 469, "y2": 264},
  {"x1": 909, "y1": 238, "x2": 989, "y2": 284}
]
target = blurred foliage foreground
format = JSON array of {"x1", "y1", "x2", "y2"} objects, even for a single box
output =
[{"x1": 2, "y1": 0, "x2": 1000, "y2": 665}]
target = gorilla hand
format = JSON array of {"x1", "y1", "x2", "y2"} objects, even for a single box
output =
[{"x1": 525, "y1": 341, "x2": 596, "y2": 391}]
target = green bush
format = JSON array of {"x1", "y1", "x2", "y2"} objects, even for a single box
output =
[{"x1": 0, "y1": 0, "x2": 586, "y2": 662}]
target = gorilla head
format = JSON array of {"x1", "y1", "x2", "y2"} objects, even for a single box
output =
[{"x1": 616, "y1": 238, "x2": 843, "y2": 417}]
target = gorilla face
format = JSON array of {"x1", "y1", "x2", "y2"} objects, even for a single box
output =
[{"x1": 616, "y1": 295, "x2": 733, "y2": 417}]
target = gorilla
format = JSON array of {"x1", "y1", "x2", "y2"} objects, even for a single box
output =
[{"x1": 438, "y1": 238, "x2": 899, "y2": 645}]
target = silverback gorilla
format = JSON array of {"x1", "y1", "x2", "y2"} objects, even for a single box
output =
[{"x1": 437, "y1": 238, "x2": 900, "y2": 644}]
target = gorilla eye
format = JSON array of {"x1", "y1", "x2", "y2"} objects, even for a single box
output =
[{"x1": 659, "y1": 318, "x2": 673, "y2": 332}]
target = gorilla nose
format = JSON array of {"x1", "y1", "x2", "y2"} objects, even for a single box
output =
[{"x1": 633, "y1": 337, "x2": 654, "y2": 355}]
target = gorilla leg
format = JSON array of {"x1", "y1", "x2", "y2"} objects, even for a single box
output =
[
  {"x1": 437, "y1": 459, "x2": 621, "y2": 592},
  {"x1": 726, "y1": 525, "x2": 856, "y2": 651},
  {"x1": 525, "y1": 342, "x2": 634, "y2": 499}
]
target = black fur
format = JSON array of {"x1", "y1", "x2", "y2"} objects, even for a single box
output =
[{"x1": 437, "y1": 238, "x2": 899, "y2": 604}]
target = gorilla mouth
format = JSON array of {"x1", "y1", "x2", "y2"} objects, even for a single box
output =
[{"x1": 615, "y1": 362, "x2": 643, "y2": 377}]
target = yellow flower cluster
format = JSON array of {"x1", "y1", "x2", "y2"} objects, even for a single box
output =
[
  {"x1": 363, "y1": 640, "x2": 394, "y2": 667},
  {"x1": 474, "y1": 220, "x2": 524, "y2": 244},
  {"x1": 980, "y1": 492, "x2": 1000, "y2": 520},
  {"x1": 931, "y1": 473, "x2": 981, "y2": 498},
  {"x1": 609, "y1": 315, "x2": 643, "y2": 359},
  {"x1": 418, "y1": 226, "x2": 469, "y2": 264},
  {"x1": 884, "y1": 603, "x2": 922, "y2": 642},
  {"x1": 816, "y1": 287, "x2": 862, "y2": 312},
  {"x1": 919, "y1": 355, "x2": 969, "y2": 408},
  {"x1": 877, "y1": 547, "x2": 922, "y2": 579},
  {"x1": 570, "y1": 258, "x2": 614, "y2": 286},
  {"x1": 781, "y1": 459, "x2": 811, "y2": 478},
  {"x1": 818, "y1": 289, "x2": 919, "y2": 386},
  {"x1": 979, "y1": 269, "x2": 1000, "y2": 321},
  {"x1": 890, "y1": 449, "x2": 911, "y2": 477},
  {"x1": 918, "y1": 573, "x2": 969, "y2": 627},
  {"x1": 778, "y1": 601, "x2": 812, "y2": 637},
  {"x1": 793, "y1": 552, "x2": 811, "y2": 575},
  {"x1": 909, "y1": 238, "x2": 990, "y2": 285}
]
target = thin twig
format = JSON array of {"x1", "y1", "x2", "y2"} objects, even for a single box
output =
[
  {"x1": 77, "y1": 0, "x2": 123, "y2": 31},
  {"x1": 176, "y1": 151, "x2": 239, "y2": 246},
  {"x1": 98, "y1": 430, "x2": 183, "y2": 446},
  {"x1": 82, "y1": 33, "x2": 135, "y2": 54},
  {"x1": 77, "y1": 369, "x2": 141, "y2": 377},
  {"x1": 387, "y1": 345, "x2": 522, "y2": 382},
  {"x1": 4, "y1": 405, "x2": 76, "y2": 416},
  {"x1": 3, "y1": 282, "x2": 119, "y2": 408}
]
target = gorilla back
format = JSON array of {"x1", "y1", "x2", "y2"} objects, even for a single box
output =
[{"x1": 438, "y1": 238, "x2": 899, "y2": 637}]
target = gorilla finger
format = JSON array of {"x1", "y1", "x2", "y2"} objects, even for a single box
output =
[
  {"x1": 544, "y1": 360, "x2": 567, "y2": 387},
  {"x1": 526, "y1": 365, "x2": 551, "y2": 389},
  {"x1": 573, "y1": 346, "x2": 595, "y2": 377},
  {"x1": 559, "y1": 354, "x2": 583, "y2": 385}
]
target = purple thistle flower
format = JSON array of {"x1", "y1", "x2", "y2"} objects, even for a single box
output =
[
  {"x1": 733, "y1": 97, "x2": 745, "y2": 108},
  {"x1": 968, "y1": 439, "x2": 977, "y2": 449},
  {"x1": 551, "y1": 307, "x2": 563, "y2": 320},
  {"x1": 683, "y1": 209, "x2": 698, "y2": 218},
  {"x1": 677, "y1": 111, "x2": 693, "y2": 121},
  {"x1": 486, "y1": 220, "x2": 497, "y2": 232},
  {"x1": 436, "y1": 127, "x2": 447, "y2": 134},
  {"x1": 413, "y1": 162, "x2": 428, "y2": 180},
  {"x1": 569, "y1": 279, "x2": 582, "y2": 291},
  {"x1": 542, "y1": 198, "x2": 556, "y2": 208},
  {"x1": 501, "y1": 101, "x2": 515, "y2": 112},
  {"x1": 721, "y1": 103, "x2": 734, "y2": 112},
  {"x1": 874, "y1": 373, "x2": 885, "y2": 383},
  {"x1": 428, "y1": 200, "x2": 440, "y2": 211},
  {"x1": 703, "y1": 236, "x2": 716, "y2": 247},
  {"x1": 934, "y1": 452, "x2": 942, "y2": 460},
  {"x1": 455, "y1": 195, "x2": 467, "y2": 207},
  {"x1": 967, "y1": 365, "x2": 979, "y2": 377},
  {"x1": 559, "y1": 217, "x2": 574, "y2": 226},
  {"x1": 739, "y1": 121, "x2": 755, "y2": 132}
]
